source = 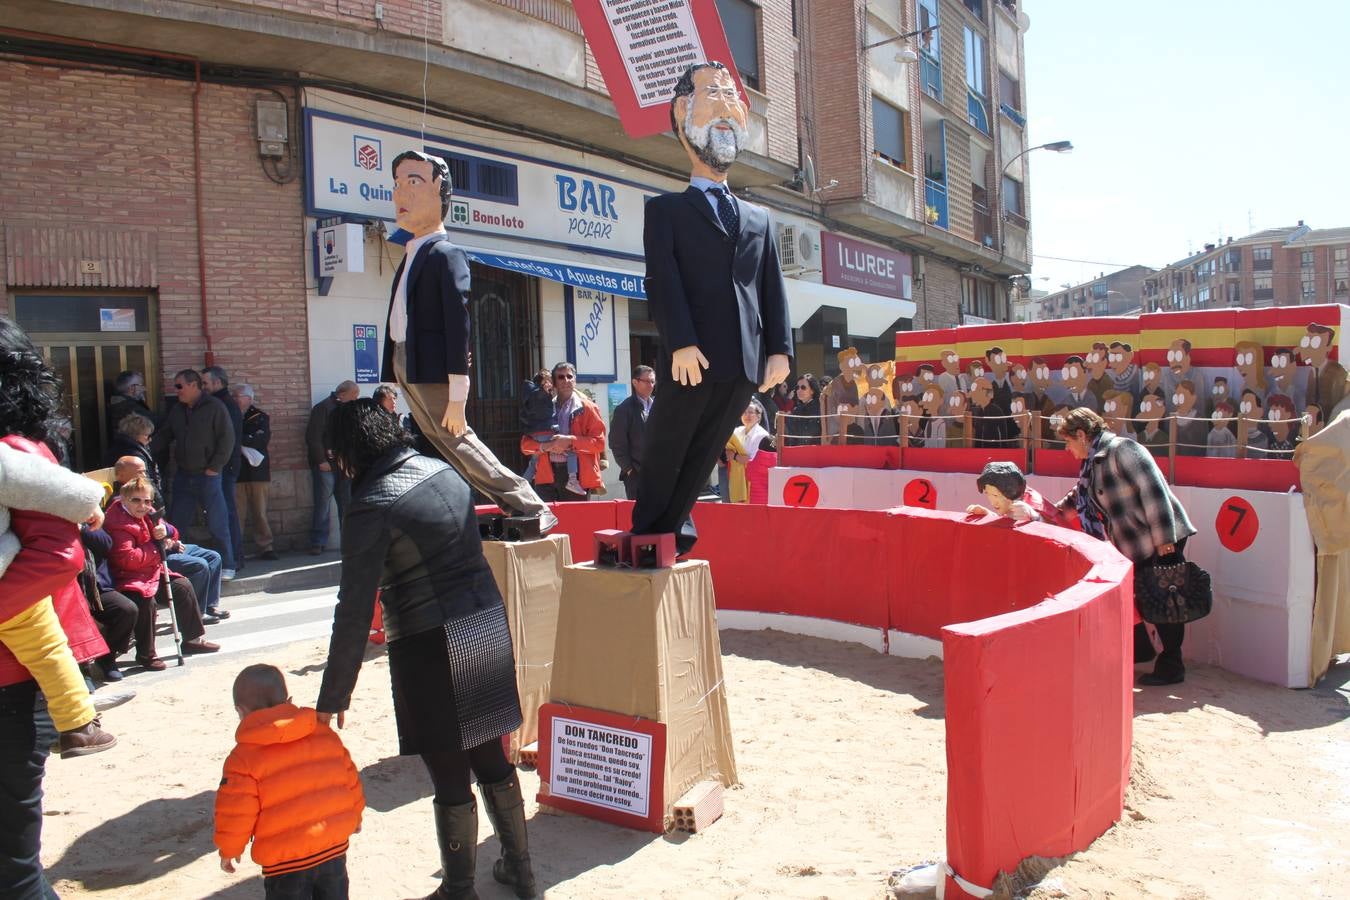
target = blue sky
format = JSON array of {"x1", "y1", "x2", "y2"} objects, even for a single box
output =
[{"x1": 1022, "y1": 0, "x2": 1350, "y2": 292}]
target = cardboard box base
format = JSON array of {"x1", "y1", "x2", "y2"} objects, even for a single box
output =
[
  {"x1": 482, "y1": 534, "x2": 571, "y2": 764},
  {"x1": 550, "y1": 560, "x2": 738, "y2": 822}
]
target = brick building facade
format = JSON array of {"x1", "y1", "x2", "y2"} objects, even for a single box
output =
[{"x1": 2, "y1": 0, "x2": 1044, "y2": 546}]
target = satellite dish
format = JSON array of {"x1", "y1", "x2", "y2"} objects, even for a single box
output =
[{"x1": 803, "y1": 154, "x2": 818, "y2": 194}]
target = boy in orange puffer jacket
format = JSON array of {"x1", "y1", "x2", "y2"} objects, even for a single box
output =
[{"x1": 215, "y1": 664, "x2": 365, "y2": 898}]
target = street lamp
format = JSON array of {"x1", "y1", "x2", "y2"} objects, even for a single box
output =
[
  {"x1": 862, "y1": 25, "x2": 938, "y2": 63},
  {"x1": 997, "y1": 140, "x2": 1073, "y2": 268}
]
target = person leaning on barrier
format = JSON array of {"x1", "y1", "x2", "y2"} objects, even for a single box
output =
[{"x1": 1053, "y1": 407, "x2": 1196, "y2": 686}]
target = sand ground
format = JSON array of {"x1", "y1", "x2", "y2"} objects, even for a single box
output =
[{"x1": 37, "y1": 630, "x2": 1350, "y2": 899}]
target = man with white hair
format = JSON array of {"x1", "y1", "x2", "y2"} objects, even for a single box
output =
[
  {"x1": 628, "y1": 61, "x2": 792, "y2": 555},
  {"x1": 231, "y1": 383, "x2": 276, "y2": 561}
]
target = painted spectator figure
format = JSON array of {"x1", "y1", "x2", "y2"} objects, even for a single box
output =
[
  {"x1": 1264, "y1": 394, "x2": 1298, "y2": 456},
  {"x1": 1300, "y1": 322, "x2": 1348, "y2": 414},
  {"x1": 1107, "y1": 341, "x2": 1140, "y2": 403},
  {"x1": 1164, "y1": 338, "x2": 1205, "y2": 411},
  {"x1": 627, "y1": 60, "x2": 792, "y2": 553},
  {"x1": 1266, "y1": 348, "x2": 1305, "y2": 411},
  {"x1": 1140, "y1": 362, "x2": 1166, "y2": 408},
  {"x1": 897, "y1": 398, "x2": 924, "y2": 447},
  {"x1": 1238, "y1": 389, "x2": 1270, "y2": 455},
  {"x1": 1234, "y1": 341, "x2": 1266, "y2": 400},
  {"x1": 1059, "y1": 355, "x2": 1098, "y2": 411},
  {"x1": 1085, "y1": 342, "x2": 1111, "y2": 407},
  {"x1": 821, "y1": 347, "x2": 864, "y2": 445},
  {"x1": 1025, "y1": 357, "x2": 1059, "y2": 441},
  {"x1": 107, "y1": 369, "x2": 155, "y2": 436},
  {"x1": 1172, "y1": 381, "x2": 1208, "y2": 457},
  {"x1": 203, "y1": 366, "x2": 244, "y2": 574},
  {"x1": 945, "y1": 390, "x2": 969, "y2": 447},
  {"x1": 1304, "y1": 403, "x2": 1325, "y2": 438},
  {"x1": 521, "y1": 362, "x2": 606, "y2": 502},
  {"x1": 1211, "y1": 375, "x2": 1231, "y2": 412},
  {"x1": 306, "y1": 380, "x2": 358, "y2": 555},
  {"x1": 985, "y1": 347, "x2": 1014, "y2": 412},
  {"x1": 609, "y1": 365, "x2": 655, "y2": 501},
  {"x1": 380, "y1": 149, "x2": 558, "y2": 534},
  {"x1": 969, "y1": 377, "x2": 1016, "y2": 447},
  {"x1": 1101, "y1": 391, "x2": 1135, "y2": 440},
  {"x1": 231, "y1": 384, "x2": 276, "y2": 561},
  {"x1": 846, "y1": 388, "x2": 899, "y2": 445},
  {"x1": 1137, "y1": 395, "x2": 1169, "y2": 452},
  {"x1": 1207, "y1": 400, "x2": 1238, "y2": 458},
  {"x1": 151, "y1": 368, "x2": 237, "y2": 578},
  {"x1": 919, "y1": 381, "x2": 947, "y2": 447},
  {"x1": 937, "y1": 349, "x2": 962, "y2": 396}
]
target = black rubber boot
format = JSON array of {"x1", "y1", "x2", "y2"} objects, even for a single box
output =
[
  {"x1": 425, "y1": 799, "x2": 479, "y2": 900},
  {"x1": 479, "y1": 774, "x2": 537, "y2": 899}
]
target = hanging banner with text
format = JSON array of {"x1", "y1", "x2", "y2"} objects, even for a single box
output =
[
  {"x1": 537, "y1": 703, "x2": 667, "y2": 832},
  {"x1": 572, "y1": 0, "x2": 748, "y2": 138},
  {"x1": 565, "y1": 286, "x2": 619, "y2": 381}
]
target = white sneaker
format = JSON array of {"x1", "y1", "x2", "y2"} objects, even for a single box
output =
[
  {"x1": 565, "y1": 475, "x2": 584, "y2": 496},
  {"x1": 221, "y1": 568, "x2": 237, "y2": 581},
  {"x1": 93, "y1": 688, "x2": 136, "y2": 713}
]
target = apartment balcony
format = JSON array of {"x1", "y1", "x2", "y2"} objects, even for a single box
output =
[
  {"x1": 972, "y1": 202, "x2": 995, "y2": 249},
  {"x1": 925, "y1": 178, "x2": 949, "y2": 230},
  {"x1": 920, "y1": 53, "x2": 942, "y2": 101}
]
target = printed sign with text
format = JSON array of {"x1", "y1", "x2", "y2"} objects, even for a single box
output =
[{"x1": 537, "y1": 703, "x2": 667, "y2": 832}]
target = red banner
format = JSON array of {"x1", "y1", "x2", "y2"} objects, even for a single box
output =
[{"x1": 572, "y1": 0, "x2": 747, "y2": 138}]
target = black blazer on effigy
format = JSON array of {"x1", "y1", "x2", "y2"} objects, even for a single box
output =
[
  {"x1": 643, "y1": 187, "x2": 793, "y2": 384},
  {"x1": 380, "y1": 236, "x2": 472, "y2": 384}
]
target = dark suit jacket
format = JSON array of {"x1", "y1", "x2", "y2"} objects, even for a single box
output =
[
  {"x1": 380, "y1": 236, "x2": 472, "y2": 384},
  {"x1": 643, "y1": 187, "x2": 792, "y2": 384},
  {"x1": 609, "y1": 393, "x2": 649, "y2": 479},
  {"x1": 846, "y1": 413, "x2": 899, "y2": 446}
]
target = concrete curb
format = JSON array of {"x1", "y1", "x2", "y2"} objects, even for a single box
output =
[{"x1": 221, "y1": 559, "x2": 341, "y2": 597}]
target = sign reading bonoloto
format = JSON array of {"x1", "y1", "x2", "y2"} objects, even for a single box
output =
[
  {"x1": 573, "y1": 0, "x2": 748, "y2": 137},
  {"x1": 821, "y1": 231, "x2": 914, "y2": 300},
  {"x1": 304, "y1": 108, "x2": 652, "y2": 259}
]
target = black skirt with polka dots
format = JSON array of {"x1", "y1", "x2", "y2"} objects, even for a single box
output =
[{"x1": 387, "y1": 601, "x2": 522, "y2": 754}]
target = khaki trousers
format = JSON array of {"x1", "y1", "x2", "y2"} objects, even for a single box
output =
[
  {"x1": 235, "y1": 481, "x2": 274, "y2": 551},
  {"x1": 393, "y1": 343, "x2": 549, "y2": 519}
]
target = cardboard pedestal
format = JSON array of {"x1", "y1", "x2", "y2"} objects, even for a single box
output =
[
  {"x1": 482, "y1": 534, "x2": 572, "y2": 764},
  {"x1": 543, "y1": 560, "x2": 738, "y2": 829}
]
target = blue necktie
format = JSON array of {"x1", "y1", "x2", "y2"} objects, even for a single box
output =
[{"x1": 707, "y1": 185, "x2": 740, "y2": 238}]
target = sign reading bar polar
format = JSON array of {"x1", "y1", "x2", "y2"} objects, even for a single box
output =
[{"x1": 573, "y1": 0, "x2": 749, "y2": 137}]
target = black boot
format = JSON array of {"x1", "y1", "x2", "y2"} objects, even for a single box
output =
[
  {"x1": 479, "y1": 774, "x2": 537, "y2": 899},
  {"x1": 425, "y1": 799, "x2": 479, "y2": 900}
]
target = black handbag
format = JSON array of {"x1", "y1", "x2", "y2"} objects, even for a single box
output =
[{"x1": 1134, "y1": 559, "x2": 1212, "y2": 624}]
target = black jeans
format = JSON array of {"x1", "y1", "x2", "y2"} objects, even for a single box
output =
[
  {"x1": 262, "y1": 854, "x2": 348, "y2": 899},
  {"x1": 0, "y1": 680, "x2": 59, "y2": 899},
  {"x1": 91, "y1": 589, "x2": 138, "y2": 665}
]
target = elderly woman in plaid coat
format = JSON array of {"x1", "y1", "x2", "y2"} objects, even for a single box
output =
[{"x1": 1054, "y1": 407, "x2": 1197, "y2": 685}]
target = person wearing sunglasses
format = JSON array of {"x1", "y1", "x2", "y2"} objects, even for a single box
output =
[{"x1": 783, "y1": 374, "x2": 822, "y2": 447}]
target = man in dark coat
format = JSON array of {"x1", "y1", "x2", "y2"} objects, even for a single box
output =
[
  {"x1": 151, "y1": 368, "x2": 236, "y2": 575},
  {"x1": 380, "y1": 150, "x2": 556, "y2": 533},
  {"x1": 107, "y1": 370, "x2": 156, "y2": 435},
  {"x1": 970, "y1": 376, "x2": 1018, "y2": 447},
  {"x1": 203, "y1": 366, "x2": 244, "y2": 574},
  {"x1": 629, "y1": 62, "x2": 793, "y2": 553},
  {"x1": 231, "y1": 383, "x2": 277, "y2": 560},
  {"x1": 608, "y1": 365, "x2": 656, "y2": 500},
  {"x1": 306, "y1": 381, "x2": 358, "y2": 554}
]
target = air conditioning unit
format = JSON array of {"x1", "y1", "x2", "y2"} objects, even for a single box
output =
[{"x1": 777, "y1": 224, "x2": 821, "y2": 273}]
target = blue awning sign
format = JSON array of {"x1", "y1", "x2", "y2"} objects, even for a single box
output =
[{"x1": 464, "y1": 250, "x2": 645, "y2": 300}]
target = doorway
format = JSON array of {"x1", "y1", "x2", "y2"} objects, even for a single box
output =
[
  {"x1": 8, "y1": 292, "x2": 159, "y2": 471},
  {"x1": 466, "y1": 265, "x2": 540, "y2": 472}
]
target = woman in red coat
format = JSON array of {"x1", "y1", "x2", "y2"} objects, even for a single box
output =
[
  {"x1": 104, "y1": 476, "x2": 218, "y2": 668},
  {"x1": 0, "y1": 316, "x2": 113, "y2": 896}
]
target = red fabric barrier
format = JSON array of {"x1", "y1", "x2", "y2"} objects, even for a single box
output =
[
  {"x1": 1171, "y1": 455, "x2": 1301, "y2": 492},
  {"x1": 543, "y1": 502, "x2": 1131, "y2": 894},
  {"x1": 778, "y1": 444, "x2": 901, "y2": 470},
  {"x1": 1031, "y1": 448, "x2": 1079, "y2": 477},
  {"x1": 901, "y1": 447, "x2": 1028, "y2": 474}
]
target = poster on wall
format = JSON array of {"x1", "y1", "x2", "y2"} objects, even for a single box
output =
[
  {"x1": 571, "y1": 0, "x2": 747, "y2": 138},
  {"x1": 353, "y1": 324, "x2": 379, "y2": 384},
  {"x1": 566, "y1": 286, "x2": 618, "y2": 381}
]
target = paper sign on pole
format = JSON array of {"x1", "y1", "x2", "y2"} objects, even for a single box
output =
[{"x1": 572, "y1": 0, "x2": 748, "y2": 138}]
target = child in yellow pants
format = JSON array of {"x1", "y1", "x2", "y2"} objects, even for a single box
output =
[{"x1": 0, "y1": 443, "x2": 118, "y2": 758}]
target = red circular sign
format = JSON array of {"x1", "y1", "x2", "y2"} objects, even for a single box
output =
[
  {"x1": 782, "y1": 475, "x2": 820, "y2": 508},
  {"x1": 904, "y1": 478, "x2": 937, "y2": 510},
  {"x1": 1215, "y1": 496, "x2": 1259, "y2": 553}
]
